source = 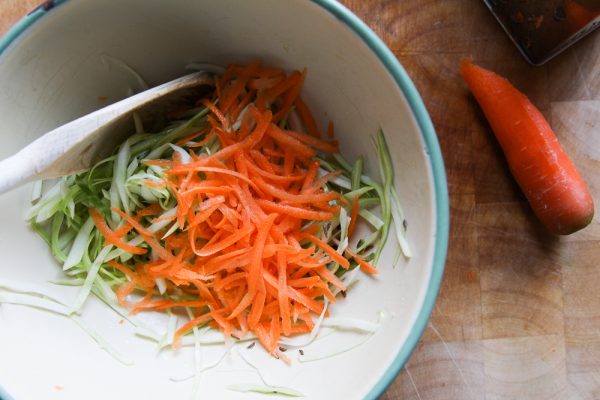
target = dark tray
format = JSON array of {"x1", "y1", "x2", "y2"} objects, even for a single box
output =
[{"x1": 484, "y1": 0, "x2": 600, "y2": 65}]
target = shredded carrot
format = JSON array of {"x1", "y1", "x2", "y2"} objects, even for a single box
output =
[
  {"x1": 256, "y1": 199, "x2": 333, "y2": 221},
  {"x1": 294, "y1": 96, "x2": 321, "y2": 137},
  {"x1": 284, "y1": 128, "x2": 339, "y2": 153},
  {"x1": 201, "y1": 99, "x2": 230, "y2": 130},
  {"x1": 327, "y1": 120, "x2": 335, "y2": 138},
  {"x1": 113, "y1": 208, "x2": 171, "y2": 260},
  {"x1": 113, "y1": 222, "x2": 133, "y2": 238},
  {"x1": 187, "y1": 132, "x2": 215, "y2": 148},
  {"x1": 348, "y1": 194, "x2": 360, "y2": 238},
  {"x1": 346, "y1": 249, "x2": 379, "y2": 275},
  {"x1": 175, "y1": 128, "x2": 210, "y2": 146},
  {"x1": 273, "y1": 68, "x2": 306, "y2": 122},
  {"x1": 300, "y1": 233, "x2": 350, "y2": 269},
  {"x1": 173, "y1": 312, "x2": 213, "y2": 348},
  {"x1": 316, "y1": 266, "x2": 346, "y2": 291},
  {"x1": 89, "y1": 208, "x2": 147, "y2": 255},
  {"x1": 143, "y1": 180, "x2": 167, "y2": 189},
  {"x1": 249, "y1": 76, "x2": 283, "y2": 91},
  {"x1": 266, "y1": 124, "x2": 315, "y2": 159},
  {"x1": 96, "y1": 64, "x2": 382, "y2": 358}
]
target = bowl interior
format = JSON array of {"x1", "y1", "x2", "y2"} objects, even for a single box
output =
[{"x1": 0, "y1": 1, "x2": 443, "y2": 399}]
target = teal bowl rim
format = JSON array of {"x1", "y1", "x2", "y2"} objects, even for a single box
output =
[{"x1": 0, "y1": 1, "x2": 449, "y2": 399}]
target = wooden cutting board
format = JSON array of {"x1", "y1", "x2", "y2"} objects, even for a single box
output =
[
  {"x1": 337, "y1": 1, "x2": 600, "y2": 399},
  {"x1": 2, "y1": 1, "x2": 599, "y2": 398}
]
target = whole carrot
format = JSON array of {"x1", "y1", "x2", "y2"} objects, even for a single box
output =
[{"x1": 460, "y1": 59, "x2": 594, "y2": 235}]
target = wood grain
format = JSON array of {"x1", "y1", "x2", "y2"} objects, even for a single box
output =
[
  {"x1": 2, "y1": 1, "x2": 600, "y2": 399},
  {"x1": 340, "y1": 0, "x2": 600, "y2": 398},
  {"x1": 0, "y1": 0, "x2": 39, "y2": 34}
]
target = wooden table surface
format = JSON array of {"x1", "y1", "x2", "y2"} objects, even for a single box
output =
[{"x1": 2, "y1": 1, "x2": 600, "y2": 399}]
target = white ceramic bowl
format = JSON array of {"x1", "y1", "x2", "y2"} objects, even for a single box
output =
[{"x1": 0, "y1": 1, "x2": 448, "y2": 399}]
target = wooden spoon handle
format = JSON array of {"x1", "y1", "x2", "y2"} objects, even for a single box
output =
[{"x1": 0, "y1": 71, "x2": 214, "y2": 194}]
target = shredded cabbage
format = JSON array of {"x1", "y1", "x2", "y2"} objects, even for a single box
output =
[
  {"x1": 298, "y1": 311, "x2": 389, "y2": 363},
  {"x1": 227, "y1": 384, "x2": 304, "y2": 397},
  {"x1": 278, "y1": 300, "x2": 329, "y2": 348},
  {"x1": 21, "y1": 65, "x2": 414, "y2": 397},
  {"x1": 0, "y1": 285, "x2": 132, "y2": 365}
]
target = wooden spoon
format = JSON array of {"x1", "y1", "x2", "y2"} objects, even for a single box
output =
[{"x1": 0, "y1": 71, "x2": 214, "y2": 194}]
